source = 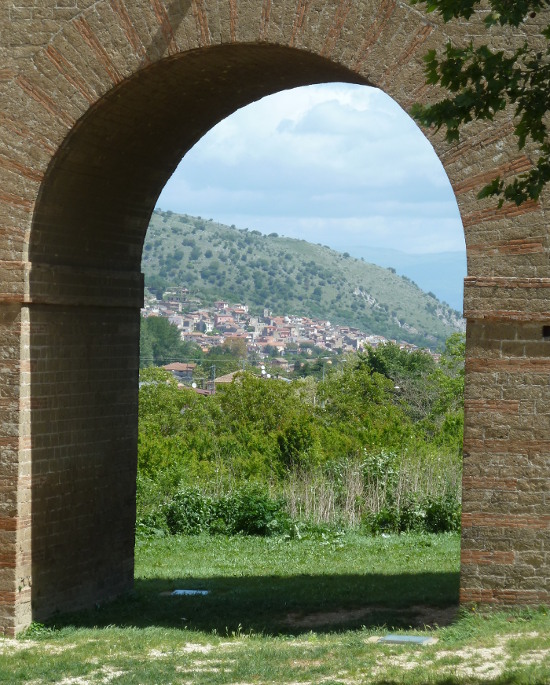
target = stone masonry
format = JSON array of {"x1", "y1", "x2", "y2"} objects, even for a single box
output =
[{"x1": 0, "y1": 0, "x2": 548, "y2": 634}]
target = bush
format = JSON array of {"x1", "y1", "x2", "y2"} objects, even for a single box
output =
[
  {"x1": 135, "y1": 473, "x2": 170, "y2": 537},
  {"x1": 424, "y1": 494, "x2": 461, "y2": 533},
  {"x1": 362, "y1": 506, "x2": 400, "y2": 535},
  {"x1": 160, "y1": 485, "x2": 290, "y2": 537},
  {"x1": 361, "y1": 494, "x2": 461, "y2": 535},
  {"x1": 398, "y1": 495, "x2": 427, "y2": 532},
  {"x1": 216, "y1": 487, "x2": 290, "y2": 536},
  {"x1": 135, "y1": 510, "x2": 169, "y2": 538},
  {"x1": 276, "y1": 417, "x2": 318, "y2": 469},
  {"x1": 164, "y1": 487, "x2": 214, "y2": 535}
]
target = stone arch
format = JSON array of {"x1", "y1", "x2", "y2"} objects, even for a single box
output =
[{"x1": 0, "y1": 1, "x2": 548, "y2": 635}]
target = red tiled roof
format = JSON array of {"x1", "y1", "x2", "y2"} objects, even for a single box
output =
[{"x1": 163, "y1": 362, "x2": 197, "y2": 371}]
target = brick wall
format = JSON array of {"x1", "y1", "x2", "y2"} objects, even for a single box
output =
[
  {"x1": 461, "y1": 315, "x2": 550, "y2": 605},
  {"x1": 28, "y1": 303, "x2": 139, "y2": 620}
]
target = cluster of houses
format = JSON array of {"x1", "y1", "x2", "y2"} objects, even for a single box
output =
[{"x1": 142, "y1": 287, "x2": 422, "y2": 371}]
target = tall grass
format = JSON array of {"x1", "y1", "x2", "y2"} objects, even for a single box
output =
[
  {"x1": 137, "y1": 448, "x2": 462, "y2": 535},
  {"x1": 278, "y1": 449, "x2": 461, "y2": 527}
]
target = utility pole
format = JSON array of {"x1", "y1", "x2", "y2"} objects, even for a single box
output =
[{"x1": 208, "y1": 364, "x2": 215, "y2": 394}]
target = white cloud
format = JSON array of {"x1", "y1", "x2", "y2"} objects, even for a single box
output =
[{"x1": 158, "y1": 83, "x2": 465, "y2": 255}]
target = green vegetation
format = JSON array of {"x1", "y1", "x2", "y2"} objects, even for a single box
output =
[
  {"x1": 410, "y1": 0, "x2": 550, "y2": 205},
  {"x1": 203, "y1": 337, "x2": 248, "y2": 377},
  {"x1": 142, "y1": 210, "x2": 464, "y2": 348},
  {"x1": 137, "y1": 336, "x2": 465, "y2": 537},
  {"x1": 3, "y1": 534, "x2": 549, "y2": 684},
  {"x1": 140, "y1": 315, "x2": 203, "y2": 366}
]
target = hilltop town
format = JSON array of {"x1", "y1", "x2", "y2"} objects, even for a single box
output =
[{"x1": 142, "y1": 286, "x2": 431, "y2": 369}]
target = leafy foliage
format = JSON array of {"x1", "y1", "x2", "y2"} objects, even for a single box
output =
[
  {"x1": 203, "y1": 338, "x2": 247, "y2": 377},
  {"x1": 337, "y1": 336, "x2": 464, "y2": 451},
  {"x1": 362, "y1": 493, "x2": 461, "y2": 535},
  {"x1": 410, "y1": 0, "x2": 550, "y2": 205},
  {"x1": 151, "y1": 485, "x2": 290, "y2": 536},
  {"x1": 140, "y1": 316, "x2": 203, "y2": 367},
  {"x1": 137, "y1": 337, "x2": 465, "y2": 536}
]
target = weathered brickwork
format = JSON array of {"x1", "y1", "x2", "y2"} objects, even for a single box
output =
[{"x1": 0, "y1": 0, "x2": 548, "y2": 634}]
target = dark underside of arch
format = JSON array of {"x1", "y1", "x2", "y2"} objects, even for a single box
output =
[{"x1": 30, "y1": 44, "x2": 367, "y2": 274}]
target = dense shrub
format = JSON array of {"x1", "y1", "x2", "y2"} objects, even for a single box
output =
[
  {"x1": 137, "y1": 339, "x2": 464, "y2": 536},
  {"x1": 164, "y1": 487, "x2": 215, "y2": 535},
  {"x1": 214, "y1": 487, "x2": 290, "y2": 536},
  {"x1": 361, "y1": 494, "x2": 461, "y2": 535},
  {"x1": 424, "y1": 494, "x2": 462, "y2": 533},
  {"x1": 159, "y1": 485, "x2": 290, "y2": 537}
]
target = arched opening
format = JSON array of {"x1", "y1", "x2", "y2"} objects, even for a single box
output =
[
  {"x1": 134, "y1": 82, "x2": 467, "y2": 632},
  {"x1": 157, "y1": 82, "x2": 467, "y2": 312}
]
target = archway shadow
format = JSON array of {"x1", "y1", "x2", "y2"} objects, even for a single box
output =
[{"x1": 46, "y1": 571, "x2": 459, "y2": 635}]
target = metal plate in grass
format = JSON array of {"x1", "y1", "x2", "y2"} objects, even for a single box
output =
[
  {"x1": 378, "y1": 634, "x2": 437, "y2": 646},
  {"x1": 159, "y1": 589, "x2": 210, "y2": 597}
]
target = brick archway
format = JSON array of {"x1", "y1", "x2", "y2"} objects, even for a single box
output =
[{"x1": 0, "y1": 1, "x2": 548, "y2": 634}]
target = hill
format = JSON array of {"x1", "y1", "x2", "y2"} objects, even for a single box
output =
[
  {"x1": 142, "y1": 210, "x2": 464, "y2": 348},
  {"x1": 334, "y1": 245, "x2": 466, "y2": 313}
]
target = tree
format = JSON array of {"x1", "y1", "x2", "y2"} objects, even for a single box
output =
[
  {"x1": 317, "y1": 360, "x2": 410, "y2": 452},
  {"x1": 139, "y1": 319, "x2": 154, "y2": 367},
  {"x1": 264, "y1": 344, "x2": 279, "y2": 358},
  {"x1": 213, "y1": 372, "x2": 321, "y2": 474},
  {"x1": 410, "y1": 1, "x2": 550, "y2": 205},
  {"x1": 204, "y1": 339, "x2": 246, "y2": 377},
  {"x1": 222, "y1": 337, "x2": 247, "y2": 358},
  {"x1": 140, "y1": 316, "x2": 202, "y2": 367},
  {"x1": 137, "y1": 367, "x2": 220, "y2": 482},
  {"x1": 359, "y1": 343, "x2": 439, "y2": 423},
  {"x1": 145, "y1": 274, "x2": 168, "y2": 299}
]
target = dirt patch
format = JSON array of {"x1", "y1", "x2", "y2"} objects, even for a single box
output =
[
  {"x1": 56, "y1": 667, "x2": 126, "y2": 685},
  {"x1": 0, "y1": 639, "x2": 80, "y2": 656},
  {"x1": 371, "y1": 631, "x2": 549, "y2": 680},
  {"x1": 0, "y1": 638, "x2": 38, "y2": 654},
  {"x1": 282, "y1": 604, "x2": 458, "y2": 629},
  {"x1": 408, "y1": 604, "x2": 459, "y2": 627},
  {"x1": 148, "y1": 641, "x2": 242, "y2": 660}
]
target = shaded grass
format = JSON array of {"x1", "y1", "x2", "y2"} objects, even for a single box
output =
[
  {"x1": 48, "y1": 533, "x2": 459, "y2": 634},
  {"x1": 1, "y1": 533, "x2": 548, "y2": 685}
]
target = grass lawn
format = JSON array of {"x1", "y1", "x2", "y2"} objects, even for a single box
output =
[{"x1": 1, "y1": 532, "x2": 549, "y2": 684}]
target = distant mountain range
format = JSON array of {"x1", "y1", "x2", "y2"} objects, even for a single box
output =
[{"x1": 142, "y1": 210, "x2": 465, "y2": 349}]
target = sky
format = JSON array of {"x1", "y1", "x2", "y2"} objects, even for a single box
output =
[{"x1": 157, "y1": 83, "x2": 466, "y2": 255}]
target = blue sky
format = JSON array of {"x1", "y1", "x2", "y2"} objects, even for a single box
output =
[{"x1": 158, "y1": 83, "x2": 465, "y2": 255}]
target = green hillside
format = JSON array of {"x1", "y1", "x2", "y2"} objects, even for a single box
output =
[{"x1": 142, "y1": 210, "x2": 464, "y2": 348}]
